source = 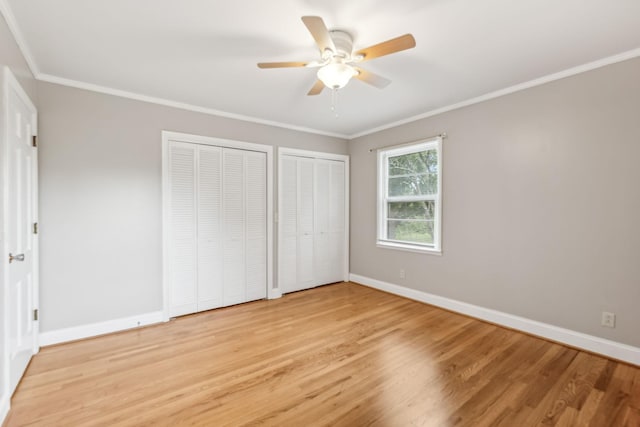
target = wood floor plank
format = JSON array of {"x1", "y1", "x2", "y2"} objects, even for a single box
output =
[{"x1": 4, "y1": 282, "x2": 639, "y2": 427}]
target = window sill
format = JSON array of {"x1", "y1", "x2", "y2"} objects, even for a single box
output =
[{"x1": 376, "y1": 241, "x2": 442, "y2": 256}]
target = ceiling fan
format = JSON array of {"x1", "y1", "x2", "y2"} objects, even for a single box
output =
[{"x1": 258, "y1": 16, "x2": 416, "y2": 96}]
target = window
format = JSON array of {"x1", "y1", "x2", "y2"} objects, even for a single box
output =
[{"x1": 377, "y1": 137, "x2": 442, "y2": 253}]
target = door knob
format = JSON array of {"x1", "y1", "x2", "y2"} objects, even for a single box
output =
[{"x1": 8, "y1": 253, "x2": 25, "y2": 263}]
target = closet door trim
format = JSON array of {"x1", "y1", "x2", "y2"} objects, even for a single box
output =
[
  {"x1": 277, "y1": 148, "x2": 350, "y2": 291},
  {"x1": 162, "y1": 131, "x2": 274, "y2": 322}
]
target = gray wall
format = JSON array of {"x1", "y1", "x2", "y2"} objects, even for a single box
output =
[
  {"x1": 0, "y1": 9, "x2": 37, "y2": 409},
  {"x1": 37, "y1": 81, "x2": 347, "y2": 332},
  {"x1": 349, "y1": 57, "x2": 640, "y2": 348}
]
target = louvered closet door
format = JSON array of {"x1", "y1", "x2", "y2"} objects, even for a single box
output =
[
  {"x1": 222, "y1": 148, "x2": 267, "y2": 305},
  {"x1": 279, "y1": 154, "x2": 315, "y2": 293},
  {"x1": 327, "y1": 160, "x2": 346, "y2": 283},
  {"x1": 222, "y1": 148, "x2": 268, "y2": 306},
  {"x1": 297, "y1": 157, "x2": 316, "y2": 290},
  {"x1": 222, "y1": 149, "x2": 246, "y2": 306},
  {"x1": 314, "y1": 160, "x2": 332, "y2": 285},
  {"x1": 245, "y1": 151, "x2": 268, "y2": 302},
  {"x1": 279, "y1": 156, "x2": 298, "y2": 292},
  {"x1": 168, "y1": 142, "x2": 267, "y2": 317},
  {"x1": 280, "y1": 154, "x2": 346, "y2": 294},
  {"x1": 168, "y1": 142, "x2": 198, "y2": 317},
  {"x1": 314, "y1": 159, "x2": 345, "y2": 285},
  {"x1": 197, "y1": 145, "x2": 223, "y2": 311}
]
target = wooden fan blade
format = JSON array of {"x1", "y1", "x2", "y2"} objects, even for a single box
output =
[
  {"x1": 355, "y1": 34, "x2": 416, "y2": 61},
  {"x1": 307, "y1": 79, "x2": 325, "y2": 96},
  {"x1": 353, "y1": 67, "x2": 391, "y2": 88},
  {"x1": 301, "y1": 16, "x2": 336, "y2": 53},
  {"x1": 257, "y1": 61, "x2": 308, "y2": 69}
]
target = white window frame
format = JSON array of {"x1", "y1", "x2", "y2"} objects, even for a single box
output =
[{"x1": 377, "y1": 137, "x2": 442, "y2": 254}]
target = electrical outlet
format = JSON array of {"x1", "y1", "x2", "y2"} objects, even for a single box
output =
[
  {"x1": 601, "y1": 312, "x2": 616, "y2": 328},
  {"x1": 399, "y1": 269, "x2": 405, "y2": 279}
]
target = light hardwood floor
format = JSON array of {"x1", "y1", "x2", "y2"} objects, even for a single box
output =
[{"x1": 4, "y1": 282, "x2": 640, "y2": 426}]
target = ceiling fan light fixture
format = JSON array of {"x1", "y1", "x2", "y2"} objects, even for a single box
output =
[
  {"x1": 317, "y1": 62, "x2": 358, "y2": 89},
  {"x1": 258, "y1": 16, "x2": 417, "y2": 97}
]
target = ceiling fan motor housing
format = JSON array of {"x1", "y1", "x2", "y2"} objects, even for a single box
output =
[{"x1": 329, "y1": 30, "x2": 354, "y2": 59}]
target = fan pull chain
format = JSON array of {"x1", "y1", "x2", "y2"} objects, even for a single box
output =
[{"x1": 331, "y1": 88, "x2": 339, "y2": 118}]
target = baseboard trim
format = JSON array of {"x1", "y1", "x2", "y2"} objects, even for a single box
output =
[
  {"x1": 350, "y1": 273, "x2": 640, "y2": 366},
  {"x1": 0, "y1": 394, "x2": 9, "y2": 426},
  {"x1": 39, "y1": 311, "x2": 164, "y2": 347}
]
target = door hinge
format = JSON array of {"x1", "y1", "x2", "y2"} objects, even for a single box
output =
[
  {"x1": 33, "y1": 309, "x2": 38, "y2": 321},
  {"x1": 32, "y1": 135, "x2": 37, "y2": 147},
  {"x1": 33, "y1": 222, "x2": 38, "y2": 234}
]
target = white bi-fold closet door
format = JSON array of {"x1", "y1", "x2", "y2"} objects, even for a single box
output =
[
  {"x1": 163, "y1": 133, "x2": 272, "y2": 318},
  {"x1": 279, "y1": 149, "x2": 349, "y2": 294}
]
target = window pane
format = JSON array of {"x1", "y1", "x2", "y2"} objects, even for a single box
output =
[
  {"x1": 378, "y1": 139, "x2": 441, "y2": 252},
  {"x1": 388, "y1": 173, "x2": 437, "y2": 197},
  {"x1": 387, "y1": 220, "x2": 434, "y2": 245},
  {"x1": 388, "y1": 149, "x2": 438, "y2": 176},
  {"x1": 388, "y1": 201, "x2": 434, "y2": 220}
]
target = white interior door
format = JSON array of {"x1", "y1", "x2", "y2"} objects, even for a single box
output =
[{"x1": 4, "y1": 70, "x2": 38, "y2": 397}]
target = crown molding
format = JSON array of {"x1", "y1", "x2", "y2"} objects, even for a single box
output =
[
  {"x1": 37, "y1": 73, "x2": 349, "y2": 139},
  {"x1": 347, "y1": 47, "x2": 640, "y2": 139},
  {"x1": 43, "y1": 45, "x2": 640, "y2": 141}
]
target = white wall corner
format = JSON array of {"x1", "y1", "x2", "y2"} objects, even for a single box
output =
[
  {"x1": 349, "y1": 273, "x2": 640, "y2": 367},
  {"x1": 39, "y1": 311, "x2": 164, "y2": 347}
]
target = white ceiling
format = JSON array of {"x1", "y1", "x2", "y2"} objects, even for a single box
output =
[{"x1": 5, "y1": 0, "x2": 640, "y2": 138}]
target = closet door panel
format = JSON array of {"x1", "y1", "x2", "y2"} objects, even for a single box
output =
[
  {"x1": 169, "y1": 143, "x2": 197, "y2": 316},
  {"x1": 197, "y1": 146, "x2": 223, "y2": 311},
  {"x1": 246, "y1": 240, "x2": 266, "y2": 300},
  {"x1": 245, "y1": 151, "x2": 267, "y2": 301},
  {"x1": 330, "y1": 161, "x2": 346, "y2": 232},
  {"x1": 314, "y1": 160, "x2": 332, "y2": 285},
  {"x1": 328, "y1": 160, "x2": 346, "y2": 282},
  {"x1": 223, "y1": 149, "x2": 246, "y2": 306},
  {"x1": 279, "y1": 156, "x2": 298, "y2": 292},
  {"x1": 297, "y1": 158, "x2": 315, "y2": 288},
  {"x1": 315, "y1": 161, "x2": 330, "y2": 233}
]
